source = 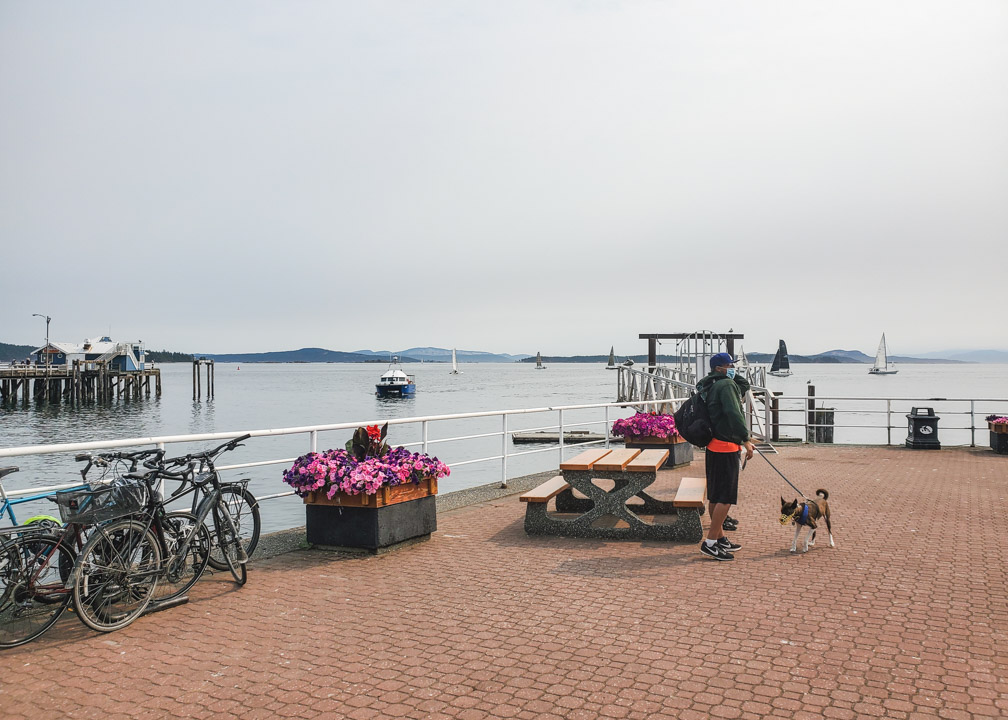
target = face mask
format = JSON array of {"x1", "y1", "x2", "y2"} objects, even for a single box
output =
[{"x1": 726, "y1": 368, "x2": 736, "y2": 380}]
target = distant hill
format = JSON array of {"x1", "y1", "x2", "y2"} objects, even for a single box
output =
[
  {"x1": 354, "y1": 347, "x2": 530, "y2": 363},
  {"x1": 914, "y1": 349, "x2": 1008, "y2": 363},
  {"x1": 191, "y1": 346, "x2": 529, "y2": 364},
  {"x1": 747, "y1": 348, "x2": 965, "y2": 364},
  {"x1": 0, "y1": 342, "x2": 35, "y2": 362},
  {"x1": 194, "y1": 348, "x2": 379, "y2": 363}
]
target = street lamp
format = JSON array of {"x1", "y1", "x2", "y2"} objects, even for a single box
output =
[{"x1": 32, "y1": 313, "x2": 51, "y2": 367}]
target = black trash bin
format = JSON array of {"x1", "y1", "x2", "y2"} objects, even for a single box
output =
[{"x1": 906, "y1": 407, "x2": 940, "y2": 449}]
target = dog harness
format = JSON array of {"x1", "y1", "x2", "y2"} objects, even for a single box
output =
[{"x1": 799, "y1": 504, "x2": 810, "y2": 525}]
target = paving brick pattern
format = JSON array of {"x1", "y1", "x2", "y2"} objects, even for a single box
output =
[{"x1": 2, "y1": 446, "x2": 1006, "y2": 719}]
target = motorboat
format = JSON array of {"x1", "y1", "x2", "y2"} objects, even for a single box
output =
[{"x1": 375, "y1": 356, "x2": 416, "y2": 397}]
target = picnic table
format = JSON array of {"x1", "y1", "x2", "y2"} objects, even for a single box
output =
[{"x1": 520, "y1": 448, "x2": 706, "y2": 542}]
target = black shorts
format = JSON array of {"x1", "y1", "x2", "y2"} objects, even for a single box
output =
[{"x1": 705, "y1": 449, "x2": 740, "y2": 505}]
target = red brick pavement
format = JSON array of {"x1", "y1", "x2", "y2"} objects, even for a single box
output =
[{"x1": 2, "y1": 445, "x2": 1006, "y2": 719}]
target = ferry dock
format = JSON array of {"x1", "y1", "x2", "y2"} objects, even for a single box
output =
[
  {"x1": 0, "y1": 363, "x2": 161, "y2": 405},
  {"x1": 2, "y1": 444, "x2": 1004, "y2": 720}
]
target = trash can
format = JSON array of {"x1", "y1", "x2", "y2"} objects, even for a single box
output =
[{"x1": 906, "y1": 407, "x2": 940, "y2": 449}]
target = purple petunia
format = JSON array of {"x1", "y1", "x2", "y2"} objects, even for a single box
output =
[
  {"x1": 281, "y1": 432, "x2": 451, "y2": 498},
  {"x1": 610, "y1": 412, "x2": 679, "y2": 440}
]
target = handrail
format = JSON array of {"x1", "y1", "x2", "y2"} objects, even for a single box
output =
[{"x1": 2, "y1": 393, "x2": 1005, "y2": 507}]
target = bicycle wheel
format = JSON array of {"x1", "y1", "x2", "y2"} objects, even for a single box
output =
[
  {"x1": 152, "y1": 512, "x2": 210, "y2": 602},
  {"x1": 212, "y1": 503, "x2": 247, "y2": 586},
  {"x1": 206, "y1": 484, "x2": 259, "y2": 571},
  {"x1": 0, "y1": 535, "x2": 73, "y2": 648},
  {"x1": 73, "y1": 519, "x2": 161, "y2": 633}
]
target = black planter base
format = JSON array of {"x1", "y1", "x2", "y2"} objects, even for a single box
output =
[
  {"x1": 306, "y1": 495, "x2": 437, "y2": 552},
  {"x1": 991, "y1": 431, "x2": 1008, "y2": 455}
]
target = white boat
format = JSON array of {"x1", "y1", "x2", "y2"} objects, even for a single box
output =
[
  {"x1": 868, "y1": 334, "x2": 898, "y2": 375},
  {"x1": 606, "y1": 346, "x2": 617, "y2": 370},
  {"x1": 769, "y1": 339, "x2": 792, "y2": 377},
  {"x1": 535, "y1": 352, "x2": 546, "y2": 370},
  {"x1": 375, "y1": 356, "x2": 416, "y2": 397},
  {"x1": 449, "y1": 348, "x2": 462, "y2": 375}
]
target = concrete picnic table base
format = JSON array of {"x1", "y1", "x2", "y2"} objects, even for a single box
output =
[{"x1": 524, "y1": 469, "x2": 705, "y2": 542}]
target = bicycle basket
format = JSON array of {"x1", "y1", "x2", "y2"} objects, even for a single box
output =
[{"x1": 55, "y1": 482, "x2": 148, "y2": 525}]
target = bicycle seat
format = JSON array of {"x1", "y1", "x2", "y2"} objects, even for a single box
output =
[{"x1": 0, "y1": 466, "x2": 19, "y2": 479}]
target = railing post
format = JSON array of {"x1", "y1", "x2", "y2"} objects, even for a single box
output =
[
  {"x1": 970, "y1": 400, "x2": 975, "y2": 447},
  {"x1": 501, "y1": 414, "x2": 508, "y2": 488},
  {"x1": 422, "y1": 420, "x2": 429, "y2": 455},
  {"x1": 886, "y1": 400, "x2": 892, "y2": 446},
  {"x1": 604, "y1": 406, "x2": 610, "y2": 449},
  {"x1": 558, "y1": 409, "x2": 564, "y2": 465},
  {"x1": 310, "y1": 430, "x2": 318, "y2": 453}
]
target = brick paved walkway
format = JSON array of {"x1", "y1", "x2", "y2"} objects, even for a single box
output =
[{"x1": 2, "y1": 445, "x2": 1006, "y2": 719}]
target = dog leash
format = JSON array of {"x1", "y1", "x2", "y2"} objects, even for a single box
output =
[{"x1": 754, "y1": 447, "x2": 811, "y2": 500}]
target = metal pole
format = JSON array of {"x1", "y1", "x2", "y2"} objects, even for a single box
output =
[
  {"x1": 886, "y1": 400, "x2": 892, "y2": 446},
  {"x1": 310, "y1": 430, "x2": 317, "y2": 453},
  {"x1": 970, "y1": 400, "x2": 975, "y2": 447},
  {"x1": 422, "y1": 420, "x2": 429, "y2": 455},
  {"x1": 604, "y1": 406, "x2": 610, "y2": 449},
  {"x1": 501, "y1": 414, "x2": 508, "y2": 488},
  {"x1": 558, "y1": 408, "x2": 564, "y2": 465}
]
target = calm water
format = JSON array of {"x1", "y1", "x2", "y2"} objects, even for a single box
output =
[{"x1": 2, "y1": 362, "x2": 1005, "y2": 532}]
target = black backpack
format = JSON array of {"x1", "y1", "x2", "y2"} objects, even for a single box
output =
[{"x1": 674, "y1": 390, "x2": 713, "y2": 447}]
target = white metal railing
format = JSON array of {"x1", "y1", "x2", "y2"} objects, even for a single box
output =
[
  {"x1": 0, "y1": 399, "x2": 673, "y2": 502},
  {"x1": 2, "y1": 393, "x2": 1005, "y2": 509}
]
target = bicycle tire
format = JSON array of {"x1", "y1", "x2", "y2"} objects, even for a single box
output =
[
  {"x1": 0, "y1": 535, "x2": 73, "y2": 648},
  {"x1": 73, "y1": 519, "x2": 161, "y2": 633},
  {"x1": 152, "y1": 512, "x2": 210, "y2": 602},
  {"x1": 206, "y1": 484, "x2": 259, "y2": 571},
  {"x1": 212, "y1": 504, "x2": 247, "y2": 586}
]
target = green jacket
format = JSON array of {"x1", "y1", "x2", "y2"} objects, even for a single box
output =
[{"x1": 696, "y1": 371, "x2": 751, "y2": 444}]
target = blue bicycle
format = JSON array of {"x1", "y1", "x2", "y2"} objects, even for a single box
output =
[{"x1": 0, "y1": 467, "x2": 82, "y2": 532}]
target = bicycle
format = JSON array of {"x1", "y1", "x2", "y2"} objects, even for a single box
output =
[
  {"x1": 71, "y1": 435, "x2": 251, "y2": 633},
  {"x1": 131, "y1": 451, "x2": 260, "y2": 573},
  {"x1": 0, "y1": 454, "x2": 154, "y2": 650},
  {"x1": 0, "y1": 465, "x2": 85, "y2": 532}
]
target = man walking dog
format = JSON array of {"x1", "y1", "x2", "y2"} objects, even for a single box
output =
[{"x1": 697, "y1": 352, "x2": 755, "y2": 560}]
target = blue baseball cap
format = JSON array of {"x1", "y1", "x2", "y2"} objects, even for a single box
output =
[{"x1": 709, "y1": 352, "x2": 735, "y2": 370}]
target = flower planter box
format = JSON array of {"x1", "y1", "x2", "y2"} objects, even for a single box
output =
[
  {"x1": 304, "y1": 477, "x2": 438, "y2": 552},
  {"x1": 623, "y1": 435, "x2": 693, "y2": 468},
  {"x1": 989, "y1": 422, "x2": 1008, "y2": 435}
]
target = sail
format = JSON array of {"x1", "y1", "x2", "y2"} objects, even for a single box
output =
[
  {"x1": 606, "y1": 346, "x2": 616, "y2": 368},
  {"x1": 770, "y1": 340, "x2": 790, "y2": 372},
  {"x1": 873, "y1": 335, "x2": 887, "y2": 371},
  {"x1": 451, "y1": 348, "x2": 458, "y2": 372},
  {"x1": 535, "y1": 352, "x2": 545, "y2": 369}
]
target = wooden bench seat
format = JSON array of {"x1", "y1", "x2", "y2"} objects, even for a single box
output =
[
  {"x1": 520, "y1": 476, "x2": 570, "y2": 504},
  {"x1": 673, "y1": 476, "x2": 706, "y2": 509}
]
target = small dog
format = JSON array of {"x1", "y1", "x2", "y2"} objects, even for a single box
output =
[{"x1": 780, "y1": 489, "x2": 835, "y2": 553}]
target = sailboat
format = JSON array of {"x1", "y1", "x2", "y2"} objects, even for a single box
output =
[
  {"x1": 868, "y1": 334, "x2": 898, "y2": 375},
  {"x1": 769, "y1": 339, "x2": 792, "y2": 377},
  {"x1": 535, "y1": 352, "x2": 546, "y2": 370},
  {"x1": 606, "y1": 346, "x2": 617, "y2": 370},
  {"x1": 449, "y1": 348, "x2": 461, "y2": 374}
]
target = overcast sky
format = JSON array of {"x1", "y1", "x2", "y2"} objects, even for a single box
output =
[{"x1": 2, "y1": 1, "x2": 1006, "y2": 357}]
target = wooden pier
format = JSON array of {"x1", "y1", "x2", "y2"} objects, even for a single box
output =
[{"x1": 0, "y1": 361, "x2": 161, "y2": 406}]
